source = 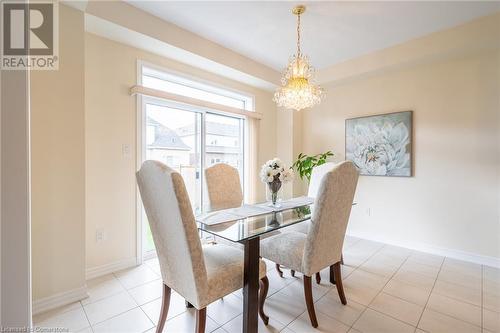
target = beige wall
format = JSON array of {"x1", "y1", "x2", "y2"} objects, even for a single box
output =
[
  {"x1": 301, "y1": 49, "x2": 500, "y2": 260},
  {"x1": 1, "y1": 52, "x2": 32, "y2": 326},
  {"x1": 85, "y1": 33, "x2": 277, "y2": 270},
  {"x1": 31, "y1": 5, "x2": 86, "y2": 301}
]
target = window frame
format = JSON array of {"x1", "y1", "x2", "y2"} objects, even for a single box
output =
[
  {"x1": 139, "y1": 60, "x2": 255, "y2": 111},
  {"x1": 136, "y1": 61, "x2": 250, "y2": 262}
]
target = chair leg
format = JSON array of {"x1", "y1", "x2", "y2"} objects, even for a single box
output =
[
  {"x1": 329, "y1": 265, "x2": 336, "y2": 284},
  {"x1": 333, "y1": 262, "x2": 347, "y2": 305},
  {"x1": 276, "y1": 263, "x2": 284, "y2": 278},
  {"x1": 156, "y1": 284, "x2": 171, "y2": 333},
  {"x1": 291, "y1": 269, "x2": 295, "y2": 277},
  {"x1": 195, "y1": 308, "x2": 206, "y2": 333},
  {"x1": 259, "y1": 276, "x2": 270, "y2": 325},
  {"x1": 303, "y1": 276, "x2": 318, "y2": 328},
  {"x1": 341, "y1": 253, "x2": 344, "y2": 265},
  {"x1": 315, "y1": 272, "x2": 321, "y2": 284}
]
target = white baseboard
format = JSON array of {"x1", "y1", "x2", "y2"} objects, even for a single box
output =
[
  {"x1": 33, "y1": 286, "x2": 88, "y2": 315},
  {"x1": 86, "y1": 257, "x2": 138, "y2": 280},
  {"x1": 347, "y1": 232, "x2": 500, "y2": 268}
]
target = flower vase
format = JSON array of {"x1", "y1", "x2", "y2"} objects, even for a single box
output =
[{"x1": 267, "y1": 179, "x2": 282, "y2": 208}]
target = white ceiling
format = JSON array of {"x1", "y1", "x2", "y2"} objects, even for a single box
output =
[{"x1": 126, "y1": 1, "x2": 499, "y2": 71}]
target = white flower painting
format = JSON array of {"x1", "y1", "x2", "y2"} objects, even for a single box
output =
[{"x1": 346, "y1": 111, "x2": 413, "y2": 177}]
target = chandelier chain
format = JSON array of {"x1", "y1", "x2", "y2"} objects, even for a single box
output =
[{"x1": 296, "y1": 12, "x2": 301, "y2": 56}]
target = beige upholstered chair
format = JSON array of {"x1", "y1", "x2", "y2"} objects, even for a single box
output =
[
  {"x1": 205, "y1": 163, "x2": 243, "y2": 211},
  {"x1": 260, "y1": 161, "x2": 358, "y2": 328},
  {"x1": 277, "y1": 162, "x2": 340, "y2": 281},
  {"x1": 137, "y1": 161, "x2": 269, "y2": 333},
  {"x1": 286, "y1": 162, "x2": 336, "y2": 235}
]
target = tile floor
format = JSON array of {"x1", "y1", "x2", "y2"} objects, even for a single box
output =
[{"x1": 33, "y1": 236, "x2": 500, "y2": 333}]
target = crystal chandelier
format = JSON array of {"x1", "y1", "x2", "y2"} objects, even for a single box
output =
[{"x1": 274, "y1": 5, "x2": 324, "y2": 111}]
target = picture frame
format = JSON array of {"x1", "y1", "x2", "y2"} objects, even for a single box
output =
[{"x1": 345, "y1": 111, "x2": 413, "y2": 177}]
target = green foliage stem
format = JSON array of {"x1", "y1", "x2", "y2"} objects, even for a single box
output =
[{"x1": 291, "y1": 151, "x2": 334, "y2": 181}]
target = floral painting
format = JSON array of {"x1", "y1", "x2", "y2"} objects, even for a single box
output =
[{"x1": 345, "y1": 111, "x2": 412, "y2": 177}]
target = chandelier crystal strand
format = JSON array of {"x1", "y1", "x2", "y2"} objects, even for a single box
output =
[{"x1": 273, "y1": 5, "x2": 324, "y2": 111}]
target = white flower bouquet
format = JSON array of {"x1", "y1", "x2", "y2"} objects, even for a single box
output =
[{"x1": 260, "y1": 158, "x2": 294, "y2": 206}]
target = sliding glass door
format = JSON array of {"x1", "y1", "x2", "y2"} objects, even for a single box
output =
[
  {"x1": 142, "y1": 100, "x2": 202, "y2": 254},
  {"x1": 140, "y1": 98, "x2": 244, "y2": 257}
]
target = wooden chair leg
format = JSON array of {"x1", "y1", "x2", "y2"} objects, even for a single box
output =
[
  {"x1": 329, "y1": 265, "x2": 336, "y2": 284},
  {"x1": 259, "y1": 276, "x2": 270, "y2": 325},
  {"x1": 333, "y1": 262, "x2": 347, "y2": 305},
  {"x1": 156, "y1": 284, "x2": 171, "y2": 333},
  {"x1": 276, "y1": 263, "x2": 284, "y2": 278},
  {"x1": 315, "y1": 272, "x2": 321, "y2": 284},
  {"x1": 291, "y1": 269, "x2": 295, "y2": 277},
  {"x1": 195, "y1": 308, "x2": 206, "y2": 333},
  {"x1": 303, "y1": 276, "x2": 318, "y2": 328}
]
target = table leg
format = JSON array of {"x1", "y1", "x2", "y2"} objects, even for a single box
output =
[{"x1": 242, "y1": 237, "x2": 260, "y2": 333}]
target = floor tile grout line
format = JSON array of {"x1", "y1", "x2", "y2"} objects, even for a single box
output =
[
  {"x1": 279, "y1": 243, "x2": 378, "y2": 331},
  {"x1": 79, "y1": 300, "x2": 95, "y2": 333},
  {"x1": 272, "y1": 278, "x2": 317, "y2": 332},
  {"x1": 377, "y1": 279, "x2": 484, "y2": 323},
  {"x1": 85, "y1": 271, "x2": 155, "y2": 330},
  {"x1": 206, "y1": 306, "x2": 242, "y2": 328},
  {"x1": 350, "y1": 246, "x2": 415, "y2": 331},
  {"x1": 433, "y1": 275, "x2": 482, "y2": 291},
  {"x1": 112, "y1": 265, "x2": 162, "y2": 292},
  {"x1": 373, "y1": 290, "x2": 424, "y2": 309},
  {"x1": 119, "y1": 271, "x2": 158, "y2": 330},
  {"x1": 336, "y1": 243, "x2": 396, "y2": 331},
  {"x1": 414, "y1": 256, "x2": 445, "y2": 330},
  {"x1": 265, "y1": 269, "x2": 298, "y2": 298},
  {"x1": 430, "y1": 285, "x2": 482, "y2": 308},
  {"x1": 405, "y1": 257, "x2": 446, "y2": 270},
  {"x1": 343, "y1": 237, "x2": 363, "y2": 251},
  {"x1": 129, "y1": 297, "x2": 157, "y2": 330},
  {"x1": 277, "y1": 263, "x2": 344, "y2": 331},
  {"x1": 32, "y1": 302, "x2": 86, "y2": 327},
  {"x1": 418, "y1": 293, "x2": 483, "y2": 328},
  {"x1": 405, "y1": 258, "x2": 487, "y2": 331},
  {"x1": 415, "y1": 305, "x2": 483, "y2": 331}
]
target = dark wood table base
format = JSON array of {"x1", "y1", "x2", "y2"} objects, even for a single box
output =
[{"x1": 242, "y1": 237, "x2": 260, "y2": 333}]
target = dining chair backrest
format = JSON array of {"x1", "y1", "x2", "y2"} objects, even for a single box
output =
[
  {"x1": 136, "y1": 160, "x2": 209, "y2": 308},
  {"x1": 302, "y1": 161, "x2": 359, "y2": 276},
  {"x1": 307, "y1": 162, "x2": 336, "y2": 198},
  {"x1": 205, "y1": 163, "x2": 243, "y2": 210}
]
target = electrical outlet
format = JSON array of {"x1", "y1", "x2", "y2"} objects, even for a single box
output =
[
  {"x1": 122, "y1": 144, "x2": 131, "y2": 158},
  {"x1": 96, "y1": 228, "x2": 107, "y2": 243}
]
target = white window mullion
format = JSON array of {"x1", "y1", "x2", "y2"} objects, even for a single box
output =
[{"x1": 200, "y1": 111, "x2": 206, "y2": 212}]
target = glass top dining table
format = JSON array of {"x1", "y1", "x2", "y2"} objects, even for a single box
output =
[
  {"x1": 197, "y1": 204, "x2": 314, "y2": 243},
  {"x1": 195, "y1": 200, "x2": 356, "y2": 333},
  {"x1": 196, "y1": 202, "x2": 314, "y2": 333}
]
